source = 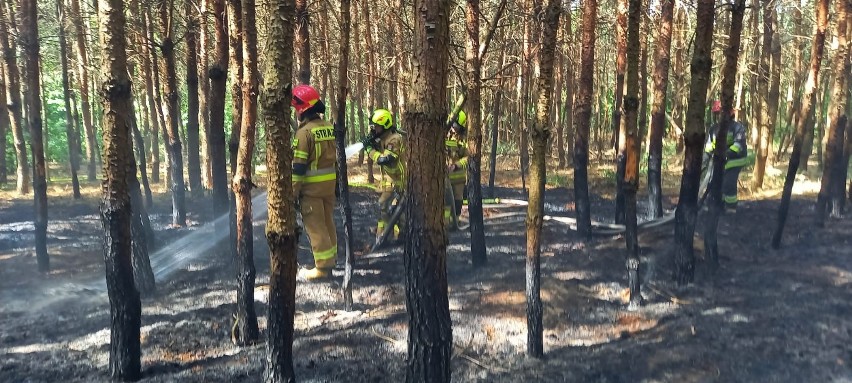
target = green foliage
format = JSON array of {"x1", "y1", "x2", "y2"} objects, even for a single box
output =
[
  {"x1": 546, "y1": 173, "x2": 569, "y2": 187},
  {"x1": 495, "y1": 140, "x2": 517, "y2": 155}
]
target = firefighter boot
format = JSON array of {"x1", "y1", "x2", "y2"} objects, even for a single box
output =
[{"x1": 297, "y1": 267, "x2": 333, "y2": 282}]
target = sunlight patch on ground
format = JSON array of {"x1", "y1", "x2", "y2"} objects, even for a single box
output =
[
  {"x1": 792, "y1": 178, "x2": 821, "y2": 195},
  {"x1": 67, "y1": 328, "x2": 110, "y2": 351},
  {"x1": 551, "y1": 270, "x2": 597, "y2": 281},
  {"x1": 2, "y1": 342, "x2": 62, "y2": 354},
  {"x1": 819, "y1": 266, "x2": 852, "y2": 286}
]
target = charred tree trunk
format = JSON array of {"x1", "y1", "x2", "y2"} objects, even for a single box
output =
[
  {"x1": 70, "y1": 0, "x2": 97, "y2": 181},
  {"x1": 816, "y1": 0, "x2": 850, "y2": 225},
  {"x1": 613, "y1": 0, "x2": 628, "y2": 225},
  {"x1": 227, "y1": 0, "x2": 243, "y2": 260},
  {"x1": 526, "y1": 0, "x2": 560, "y2": 357},
  {"x1": 773, "y1": 0, "x2": 829, "y2": 248},
  {"x1": 333, "y1": 0, "x2": 354, "y2": 312},
  {"x1": 402, "y1": 0, "x2": 452, "y2": 380},
  {"x1": 142, "y1": 10, "x2": 161, "y2": 185},
  {"x1": 21, "y1": 0, "x2": 48, "y2": 272},
  {"x1": 488, "y1": 88, "x2": 501, "y2": 198},
  {"x1": 573, "y1": 0, "x2": 596, "y2": 238},
  {"x1": 295, "y1": 0, "x2": 310, "y2": 84},
  {"x1": 0, "y1": 2, "x2": 29, "y2": 195},
  {"x1": 766, "y1": 9, "x2": 781, "y2": 166},
  {"x1": 186, "y1": 0, "x2": 202, "y2": 197},
  {"x1": 621, "y1": 0, "x2": 641, "y2": 307},
  {"x1": 261, "y1": 0, "x2": 298, "y2": 380},
  {"x1": 199, "y1": 0, "x2": 212, "y2": 189},
  {"x1": 159, "y1": 0, "x2": 187, "y2": 227},
  {"x1": 99, "y1": 0, "x2": 142, "y2": 376},
  {"x1": 57, "y1": 0, "x2": 81, "y2": 199},
  {"x1": 231, "y1": 0, "x2": 259, "y2": 346},
  {"x1": 647, "y1": 0, "x2": 674, "y2": 219},
  {"x1": 673, "y1": 0, "x2": 714, "y2": 285},
  {"x1": 209, "y1": 0, "x2": 229, "y2": 217},
  {"x1": 705, "y1": 0, "x2": 745, "y2": 270},
  {"x1": 466, "y1": 0, "x2": 486, "y2": 268}
]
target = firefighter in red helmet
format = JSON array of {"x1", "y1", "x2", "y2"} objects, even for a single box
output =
[{"x1": 291, "y1": 84, "x2": 337, "y2": 281}]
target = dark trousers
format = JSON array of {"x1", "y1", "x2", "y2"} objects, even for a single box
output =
[{"x1": 723, "y1": 165, "x2": 742, "y2": 207}]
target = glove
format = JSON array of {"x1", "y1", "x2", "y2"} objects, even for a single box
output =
[
  {"x1": 726, "y1": 149, "x2": 737, "y2": 159},
  {"x1": 361, "y1": 135, "x2": 375, "y2": 152}
]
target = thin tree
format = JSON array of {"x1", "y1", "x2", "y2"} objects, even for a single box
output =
[
  {"x1": 573, "y1": 0, "x2": 597, "y2": 238},
  {"x1": 0, "y1": 67, "x2": 7, "y2": 184},
  {"x1": 772, "y1": 0, "x2": 830, "y2": 248},
  {"x1": 295, "y1": 0, "x2": 310, "y2": 84},
  {"x1": 402, "y1": 0, "x2": 452, "y2": 379},
  {"x1": 705, "y1": 0, "x2": 746, "y2": 270},
  {"x1": 333, "y1": 0, "x2": 355, "y2": 311},
  {"x1": 621, "y1": 0, "x2": 642, "y2": 307},
  {"x1": 647, "y1": 0, "x2": 674, "y2": 219},
  {"x1": 613, "y1": 0, "x2": 628, "y2": 224},
  {"x1": 99, "y1": 0, "x2": 142, "y2": 375},
  {"x1": 816, "y1": 0, "x2": 850, "y2": 225},
  {"x1": 526, "y1": 0, "x2": 560, "y2": 357},
  {"x1": 186, "y1": 0, "x2": 202, "y2": 197},
  {"x1": 159, "y1": 0, "x2": 188, "y2": 226},
  {"x1": 673, "y1": 0, "x2": 714, "y2": 285},
  {"x1": 198, "y1": 0, "x2": 212, "y2": 189},
  {"x1": 0, "y1": 1, "x2": 28, "y2": 195},
  {"x1": 56, "y1": 0, "x2": 81, "y2": 199},
  {"x1": 261, "y1": 0, "x2": 298, "y2": 379},
  {"x1": 21, "y1": 0, "x2": 48, "y2": 272},
  {"x1": 69, "y1": 0, "x2": 97, "y2": 181},
  {"x1": 231, "y1": 0, "x2": 259, "y2": 345},
  {"x1": 141, "y1": 9, "x2": 161, "y2": 185},
  {"x1": 752, "y1": 0, "x2": 773, "y2": 189},
  {"x1": 208, "y1": 0, "x2": 229, "y2": 218},
  {"x1": 227, "y1": 0, "x2": 243, "y2": 260}
]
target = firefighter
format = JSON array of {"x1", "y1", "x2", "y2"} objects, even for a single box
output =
[
  {"x1": 705, "y1": 100, "x2": 748, "y2": 213},
  {"x1": 445, "y1": 110, "x2": 468, "y2": 225},
  {"x1": 291, "y1": 84, "x2": 337, "y2": 281},
  {"x1": 362, "y1": 109, "x2": 406, "y2": 243}
]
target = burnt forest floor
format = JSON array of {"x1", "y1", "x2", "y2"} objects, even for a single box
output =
[{"x1": 1, "y1": 157, "x2": 851, "y2": 383}]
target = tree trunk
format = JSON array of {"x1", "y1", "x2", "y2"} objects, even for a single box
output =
[
  {"x1": 98, "y1": 0, "x2": 142, "y2": 376},
  {"x1": 779, "y1": 6, "x2": 805, "y2": 162},
  {"x1": 705, "y1": 0, "x2": 746, "y2": 270},
  {"x1": 199, "y1": 0, "x2": 212, "y2": 190},
  {"x1": 647, "y1": 0, "x2": 673, "y2": 219},
  {"x1": 0, "y1": 63, "x2": 7, "y2": 184},
  {"x1": 227, "y1": 0, "x2": 243, "y2": 262},
  {"x1": 613, "y1": 0, "x2": 628, "y2": 225},
  {"x1": 573, "y1": 0, "x2": 596, "y2": 238},
  {"x1": 70, "y1": 0, "x2": 97, "y2": 181},
  {"x1": 766, "y1": 9, "x2": 781, "y2": 166},
  {"x1": 621, "y1": 0, "x2": 641, "y2": 307},
  {"x1": 21, "y1": 0, "x2": 48, "y2": 272},
  {"x1": 159, "y1": 0, "x2": 187, "y2": 226},
  {"x1": 673, "y1": 0, "x2": 714, "y2": 285},
  {"x1": 209, "y1": 0, "x2": 229, "y2": 217},
  {"x1": 361, "y1": 0, "x2": 374, "y2": 182},
  {"x1": 142, "y1": 9, "x2": 161, "y2": 184},
  {"x1": 232, "y1": 0, "x2": 259, "y2": 346},
  {"x1": 772, "y1": 0, "x2": 829, "y2": 248},
  {"x1": 57, "y1": 0, "x2": 81, "y2": 199},
  {"x1": 0, "y1": 2, "x2": 28, "y2": 195},
  {"x1": 261, "y1": 0, "x2": 298, "y2": 380},
  {"x1": 295, "y1": 0, "x2": 310, "y2": 84},
  {"x1": 186, "y1": 0, "x2": 202, "y2": 197},
  {"x1": 466, "y1": 0, "x2": 486, "y2": 268},
  {"x1": 816, "y1": 0, "x2": 850, "y2": 226},
  {"x1": 752, "y1": 0, "x2": 774, "y2": 189},
  {"x1": 526, "y1": 0, "x2": 560, "y2": 358},
  {"x1": 402, "y1": 0, "x2": 452, "y2": 380}
]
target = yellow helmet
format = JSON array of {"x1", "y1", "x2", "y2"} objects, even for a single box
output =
[
  {"x1": 370, "y1": 109, "x2": 394, "y2": 130},
  {"x1": 455, "y1": 110, "x2": 467, "y2": 128}
]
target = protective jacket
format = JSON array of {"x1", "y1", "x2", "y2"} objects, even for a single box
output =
[
  {"x1": 369, "y1": 131, "x2": 405, "y2": 192},
  {"x1": 705, "y1": 121, "x2": 748, "y2": 169}
]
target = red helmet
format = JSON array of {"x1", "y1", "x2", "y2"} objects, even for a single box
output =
[
  {"x1": 291, "y1": 84, "x2": 321, "y2": 114},
  {"x1": 711, "y1": 100, "x2": 722, "y2": 113}
]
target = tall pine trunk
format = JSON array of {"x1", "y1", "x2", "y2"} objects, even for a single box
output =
[
  {"x1": 70, "y1": 0, "x2": 97, "y2": 181},
  {"x1": 647, "y1": 0, "x2": 674, "y2": 219},
  {"x1": 142, "y1": 10, "x2": 161, "y2": 184},
  {"x1": 295, "y1": 0, "x2": 310, "y2": 84},
  {"x1": 0, "y1": 2, "x2": 28, "y2": 195},
  {"x1": 57, "y1": 0, "x2": 81, "y2": 199},
  {"x1": 159, "y1": 0, "x2": 187, "y2": 226},
  {"x1": 752, "y1": 0, "x2": 774, "y2": 189},
  {"x1": 673, "y1": 0, "x2": 714, "y2": 285},
  {"x1": 227, "y1": 0, "x2": 243, "y2": 261},
  {"x1": 186, "y1": 0, "x2": 202, "y2": 197},
  {"x1": 402, "y1": 0, "x2": 452, "y2": 380},
  {"x1": 98, "y1": 0, "x2": 142, "y2": 376},
  {"x1": 21, "y1": 0, "x2": 48, "y2": 272},
  {"x1": 208, "y1": 0, "x2": 229, "y2": 217},
  {"x1": 613, "y1": 0, "x2": 628, "y2": 224},
  {"x1": 466, "y1": 0, "x2": 486, "y2": 267},
  {"x1": 621, "y1": 0, "x2": 641, "y2": 307},
  {"x1": 199, "y1": 0, "x2": 212, "y2": 189},
  {"x1": 231, "y1": 0, "x2": 259, "y2": 345},
  {"x1": 261, "y1": 0, "x2": 298, "y2": 380},
  {"x1": 773, "y1": 0, "x2": 830, "y2": 248},
  {"x1": 573, "y1": 0, "x2": 597, "y2": 238}
]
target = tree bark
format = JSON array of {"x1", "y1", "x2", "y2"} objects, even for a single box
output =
[
  {"x1": 199, "y1": 0, "x2": 212, "y2": 189},
  {"x1": 647, "y1": 0, "x2": 673, "y2": 219},
  {"x1": 773, "y1": 0, "x2": 830, "y2": 248},
  {"x1": 99, "y1": 0, "x2": 142, "y2": 376},
  {"x1": 70, "y1": 0, "x2": 97, "y2": 181},
  {"x1": 527, "y1": 0, "x2": 560, "y2": 358},
  {"x1": 705, "y1": 0, "x2": 745, "y2": 271},
  {"x1": 621, "y1": 0, "x2": 641, "y2": 307},
  {"x1": 209, "y1": 0, "x2": 229, "y2": 217},
  {"x1": 142, "y1": 9, "x2": 161, "y2": 185},
  {"x1": 186, "y1": 0, "x2": 202, "y2": 197},
  {"x1": 0, "y1": 1, "x2": 28, "y2": 195},
  {"x1": 21, "y1": 0, "x2": 48, "y2": 272},
  {"x1": 261, "y1": 0, "x2": 297, "y2": 380},
  {"x1": 232, "y1": 0, "x2": 259, "y2": 346},
  {"x1": 227, "y1": 0, "x2": 243, "y2": 261},
  {"x1": 0, "y1": 63, "x2": 7, "y2": 184},
  {"x1": 673, "y1": 0, "x2": 714, "y2": 285},
  {"x1": 766, "y1": 9, "x2": 781, "y2": 166},
  {"x1": 573, "y1": 0, "x2": 597, "y2": 238},
  {"x1": 752, "y1": 0, "x2": 773, "y2": 189},
  {"x1": 159, "y1": 0, "x2": 187, "y2": 227},
  {"x1": 333, "y1": 0, "x2": 354, "y2": 312},
  {"x1": 402, "y1": 0, "x2": 452, "y2": 380},
  {"x1": 466, "y1": 0, "x2": 486, "y2": 268},
  {"x1": 613, "y1": 0, "x2": 628, "y2": 225},
  {"x1": 295, "y1": 0, "x2": 310, "y2": 84},
  {"x1": 57, "y1": 0, "x2": 81, "y2": 199}
]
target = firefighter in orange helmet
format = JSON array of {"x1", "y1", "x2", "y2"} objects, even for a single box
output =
[
  {"x1": 362, "y1": 108, "x2": 406, "y2": 243},
  {"x1": 291, "y1": 84, "x2": 337, "y2": 281}
]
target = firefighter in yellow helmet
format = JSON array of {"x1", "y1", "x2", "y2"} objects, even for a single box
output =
[
  {"x1": 445, "y1": 110, "x2": 468, "y2": 225},
  {"x1": 291, "y1": 84, "x2": 337, "y2": 281},
  {"x1": 361, "y1": 109, "x2": 406, "y2": 243}
]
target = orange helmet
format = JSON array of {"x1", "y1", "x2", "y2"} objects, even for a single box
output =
[
  {"x1": 711, "y1": 100, "x2": 722, "y2": 113},
  {"x1": 291, "y1": 84, "x2": 321, "y2": 114}
]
